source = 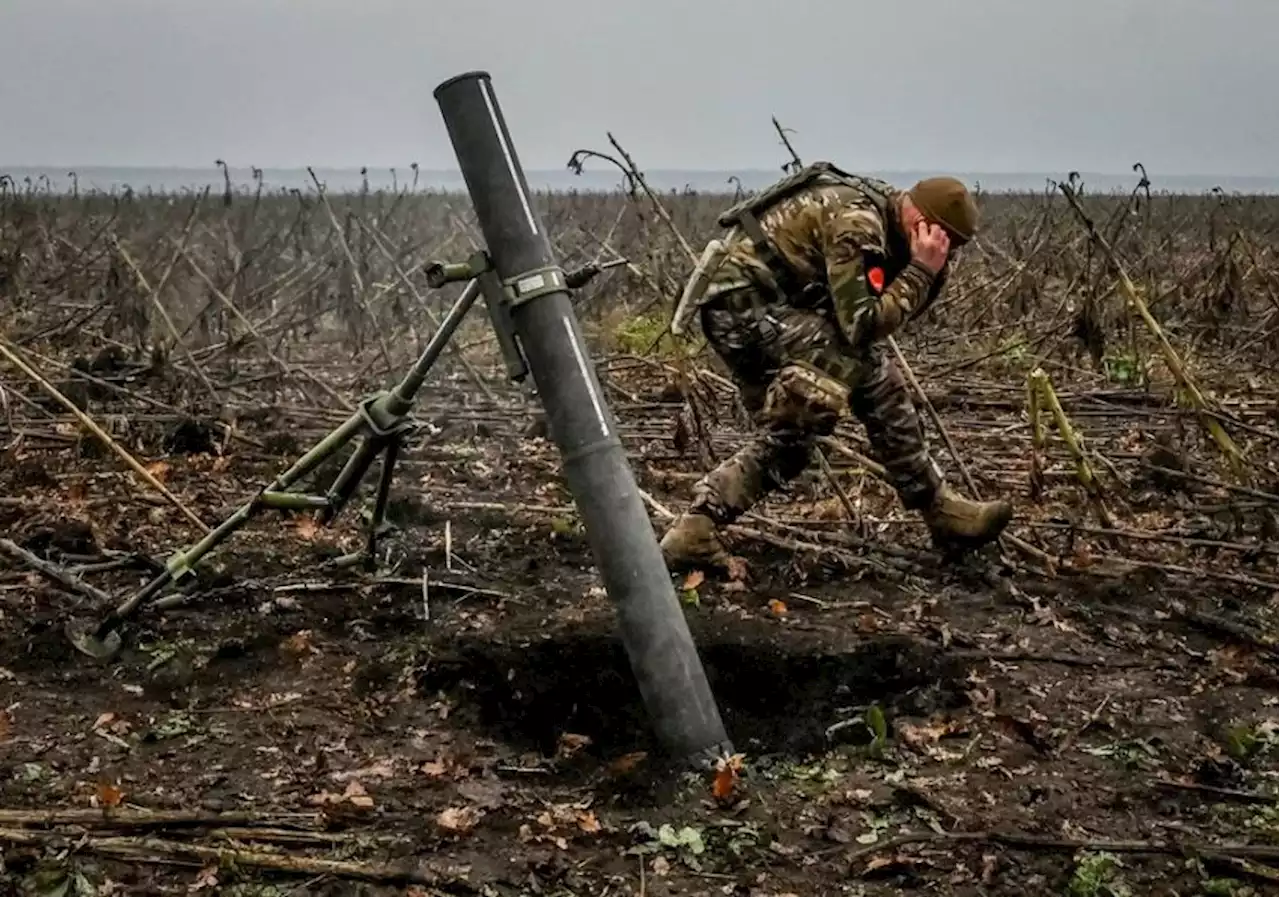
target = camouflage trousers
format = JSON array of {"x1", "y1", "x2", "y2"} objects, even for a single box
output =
[{"x1": 689, "y1": 288, "x2": 943, "y2": 524}]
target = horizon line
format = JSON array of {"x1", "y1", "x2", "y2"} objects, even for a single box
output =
[{"x1": 3, "y1": 163, "x2": 1277, "y2": 182}]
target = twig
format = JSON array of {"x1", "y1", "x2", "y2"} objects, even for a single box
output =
[
  {"x1": 843, "y1": 827, "x2": 1276, "y2": 866},
  {"x1": 1151, "y1": 779, "x2": 1277, "y2": 807},
  {"x1": 604, "y1": 133, "x2": 698, "y2": 263},
  {"x1": 0, "y1": 808, "x2": 323, "y2": 829},
  {"x1": 816, "y1": 446, "x2": 864, "y2": 534},
  {"x1": 0, "y1": 538, "x2": 115, "y2": 605},
  {"x1": 771, "y1": 116, "x2": 803, "y2": 171},
  {"x1": 1024, "y1": 521, "x2": 1277, "y2": 557},
  {"x1": 0, "y1": 338, "x2": 211, "y2": 534},
  {"x1": 0, "y1": 827, "x2": 458, "y2": 888}
]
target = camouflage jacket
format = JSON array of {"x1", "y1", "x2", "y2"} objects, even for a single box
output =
[{"x1": 712, "y1": 174, "x2": 947, "y2": 347}]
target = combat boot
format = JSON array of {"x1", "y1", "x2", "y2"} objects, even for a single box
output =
[
  {"x1": 920, "y1": 485, "x2": 1013, "y2": 550},
  {"x1": 659, "y1": 511, "x2": 733, "y2": 571}
]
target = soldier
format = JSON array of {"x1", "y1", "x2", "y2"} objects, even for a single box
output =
[{"x1": 660, "y1": 163, "x2": 1013, "y2": 571}]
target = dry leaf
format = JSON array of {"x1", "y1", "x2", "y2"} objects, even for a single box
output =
[
  {"x1": 966, "y1": 686, "x2": 997, "y2": 712},
  {"x1": 767, "y1": 599, "x2": 788, "y2": 617},
  {"x1": 712, "y1": 752, "x2": 744, "y2": 802},
  {"x1": 309, "y1": 780, "x2": 375, "y2": 810},
  {"x1": 726, "y1": 556, "x2": 749, "y2": 582},
  {"x1": 436, "y1": 805, "x2": 482, "y2": 834},
  {"x1": 341, "y1": 780, "x2": 374, "y2": 808},
  {"x1": 557, "y1": 732, "x2": 592, "y2": 759},
  {"x1": 280, "y1": 630, "x2": 315, "y2": 656},
  {"x1": 856, "y1": 612, "x2": 882, "y2": 633},
  {"x1": 576, "y1": 810, "x2": 601, "y2": 834},
  {"x1": 332, "y1": 758, "x2": 396, "y2": 781},
  {"x1": 981, "y1": 853, "x2": 999, "y2": 884},
  {"x1": 296, "y1": 517, "x2": 320, "y2": 541},
  {"x1": 189, "y1": 864, "x2": 220, "y2": 892},
  {"x1": 144, "y1": 460, "x2": 170, "y2": 483},
  {"x1": 897, "y1": 721, "x2": 956, "y2": 749},
  {"x1": 93, "y1": 712, "x2": 116, "y2": 730},
  {"x1": 607, "y1": 751, "x2": 647, "y2": 776},
  {"x1": 0, "y1": 711, "x2": 10, "y2": 742},
  {"x1": 420, "y1": 759, "x2": 449, "y2": 779},
  {"x1": 681, "y1": 570, "x2": 705, "y2": 591},
  {"x1": 96, "y1": 782, "x2": 123, "y2": 808}
]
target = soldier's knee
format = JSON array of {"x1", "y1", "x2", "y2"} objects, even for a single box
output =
[{"x1": 761, "y1": 362, "x2": 849, "y2": 433}]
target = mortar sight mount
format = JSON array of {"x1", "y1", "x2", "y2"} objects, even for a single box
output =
[{"x1": 64, "y1": 252, "x2": 623, "y2": 663}]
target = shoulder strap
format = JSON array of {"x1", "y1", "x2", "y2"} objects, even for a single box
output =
[
  {"x1": 715, "y1": 161, "x2": 841, "y2": 228},
  {"x1": 715, "y1": 163, "x2": 897, "y2": 298}
]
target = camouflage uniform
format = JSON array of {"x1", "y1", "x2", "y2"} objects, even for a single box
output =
[{"x1": 661, "y1": 170, "x2": 1011, "y2": 567}]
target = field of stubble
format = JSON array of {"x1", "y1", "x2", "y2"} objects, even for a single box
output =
[{"x1": 0, "y1": 170, "x2": 1276, "y2": 897}]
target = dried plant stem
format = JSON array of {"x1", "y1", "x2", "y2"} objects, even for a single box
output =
[
  {"x1": 1028, "y1": 367, "x2": 1115, "y2": 529},
  {"x1": 306, "y1": 167, "x2": 394, "y2": 369},
  {"x1": 111, "y1": 230, "x2": 221, "y2": 403},
  {"x1": 0, "y1": 827, "x2": 445, "y2": 888},
  {"x1": 888, "y1": 337, "x2": 1056, "y2": 572},
  {"x1": 605, "y1": 132, "x2": 698, "y2": 263},
  {"x1": 360, "y1": 219, "x2": 499, "y2": 404},
  {"x1": 0, "y1": 339, "x2": 211, "y2": 534},
  {"x1": 0, "y1": 537, "x2": 115, "y2": 604},
  {"x1": 1058, "y1": 181, "x2": 1246, "y2": 478},
  {"x1": 175, "y1": 242, "x2": 351, "y2": 410}
]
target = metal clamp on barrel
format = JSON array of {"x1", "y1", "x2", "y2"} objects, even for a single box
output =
[{"x1": 502, "y1": 265, "x2": 568, "y2": 309}]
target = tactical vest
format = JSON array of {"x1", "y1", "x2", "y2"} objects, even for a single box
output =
[{"x1": 715, "y1": 161, "x2": 943, "y2": 317}]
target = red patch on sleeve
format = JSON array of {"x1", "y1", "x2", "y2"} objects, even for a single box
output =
[{"x1": 867, "y1": 267, "x2": 885, "y2": 293}]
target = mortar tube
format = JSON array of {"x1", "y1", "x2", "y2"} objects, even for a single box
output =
[{"x1": 432, "y1": 71, "x2": 733, "y2": 767}]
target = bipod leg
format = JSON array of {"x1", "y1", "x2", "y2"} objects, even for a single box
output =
[
  {"x1": 325, "y1": 276, "x2": 488, "y2": 526},
  {"x1": 67, "y1": 413, "x2": 370, "y2": 660},
  {"x1": 333, "y1": 435, "x2": 402, "y2": 570},
  {"x1": 68, "y1": 279, "x2": 488, "y2": 661}
]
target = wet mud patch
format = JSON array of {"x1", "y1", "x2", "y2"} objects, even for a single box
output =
[
  {"x1": 6, "y1": 614, "x2": 80, "y2": 671},
  {"x1": 417, "y1": 615, "x2": 968, "y2": 762}
]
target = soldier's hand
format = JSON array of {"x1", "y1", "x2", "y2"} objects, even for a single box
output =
[{"x1": 910, "y1": 221, "x2": 950, "y2": 275}]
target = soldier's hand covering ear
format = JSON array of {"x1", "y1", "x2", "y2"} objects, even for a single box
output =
[
  {"x1": 820, "y1": 200, "x2": 937, "y2": 345},
  {"x1": 910, "y1": 221, "x2": 950, "y2": 274}
]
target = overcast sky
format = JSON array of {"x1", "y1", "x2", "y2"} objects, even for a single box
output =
[{"x1": 1, "y1": 0, "x2": 1276, "y2": 176}]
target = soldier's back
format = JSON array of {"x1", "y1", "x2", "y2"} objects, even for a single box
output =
[{"x1": 722, "y1": 176, "x2": 895, "y2": 292}]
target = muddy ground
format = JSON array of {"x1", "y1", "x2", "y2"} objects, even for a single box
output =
[{"x1": 0, "y1": 347, "x2": 1276, "y2": 897}]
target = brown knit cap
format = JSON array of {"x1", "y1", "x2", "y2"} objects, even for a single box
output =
[{"x1": 907, "y1": 177, "x2": 979, "y2": 245}]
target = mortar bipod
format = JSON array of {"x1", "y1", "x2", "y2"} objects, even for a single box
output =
[{"x1": 64, "y1": 256, "x2": 624, "y2": 662}]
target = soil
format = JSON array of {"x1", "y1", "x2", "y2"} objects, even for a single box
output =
[
  {"x1": 1, "y1": 182, "x2": 1277, "y2": 896},
  {"x1": 1, "y1": 362, "x2": 1275, "y2": 897}
]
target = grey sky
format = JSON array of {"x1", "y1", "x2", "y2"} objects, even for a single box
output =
[{"x1": 2, "y1": 0, "x2": 1276, "y2": 176}]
